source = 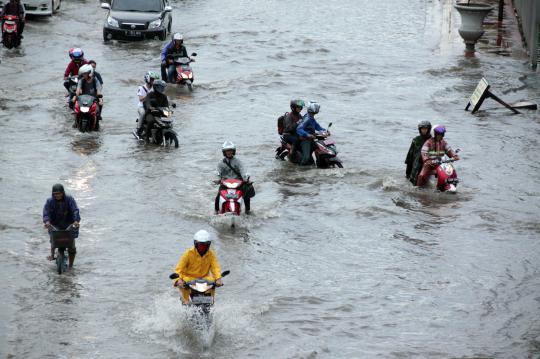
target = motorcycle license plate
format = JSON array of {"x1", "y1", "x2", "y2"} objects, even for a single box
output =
[
  {"x1": 127, "y1": 30, "x2": 142, "y2": 37},
  {"x1": 191, "y1": 296, "x2": 213, "y2": 304}
]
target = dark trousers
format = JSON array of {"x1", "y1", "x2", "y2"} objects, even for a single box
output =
[
  {"x1": 145, "y1": 114, "x2": 156, "y2": 140},
  {"x1": 300, "y1": 140, "x2": 314, "y2": 165}
]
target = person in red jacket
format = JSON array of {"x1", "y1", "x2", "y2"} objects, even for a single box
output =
[
  {"x1": 64, "y1": 48, "x2": 88, "y2": 80},
  {"x1": 416, "y1": 124, "x2": 460, "y2": 187}
]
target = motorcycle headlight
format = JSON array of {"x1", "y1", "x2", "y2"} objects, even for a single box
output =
[
  {"x1": 107, "y1": 16, "x2": 119, "y2": 28},
  {"x1": 80, "y1": 106, "x2": 90, "y2": 113},
  {"x1": 181, "y1": 73, "x2": 188, "y2": 79},
  {"x1": 149, "y1": 19, "x2": 162, "y2": 29}
]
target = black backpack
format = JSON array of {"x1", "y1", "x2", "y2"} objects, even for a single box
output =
[{"x1": 277, "y1": 112, "x2": 288, "y2": 135}]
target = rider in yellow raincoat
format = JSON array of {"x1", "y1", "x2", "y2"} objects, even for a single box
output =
[{"x1": 173, "y1": 230, "x2": 223, "y2": 304}]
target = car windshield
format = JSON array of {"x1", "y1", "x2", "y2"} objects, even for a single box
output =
[{"x1": 112, "y1": 0, "x2": 162, "y2": 12}]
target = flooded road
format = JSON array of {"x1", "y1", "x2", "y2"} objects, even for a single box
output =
[{"x1": 1, "y1": 0, "x2": 539, "y2": 358}]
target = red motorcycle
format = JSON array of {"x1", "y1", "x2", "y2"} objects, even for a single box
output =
[
  {"x1": 431, "y1": 157, "x2": 460, "y2": 192},
  {"x1": 172, "y1": 53, "x2": 197, "y2": 91},
  {"x1": 2, "y1": 15, "x2": 21, "y2": 49},
  {"x1": 217, "y1": 178, "x2": 246, "y2": 217},
  {"x1": 74, "y1": 95, "x2": 100, "y2": 132}
]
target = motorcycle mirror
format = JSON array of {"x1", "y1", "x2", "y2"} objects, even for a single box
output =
[
  {"x1": 221, "y1": 270, "x2": 230, "y2": 277},
  {"x1": 169, "y1": 273, "x2": 179, "y2": 280},
  {"x1": 97, "y1": 94, "x2": 103, "y2": 98},
  {"x1": 171, "y1": 103, "x2": 177, "y2": 108},
  {"x1": 328, "y1": 122, "x2": 333, "y2": 128},
  {"x1": 191, "y1": 52, "x2": 197, "y2": 57},
  {"x1": 455, "y1": 148, "x2": 461, "y2": 153}
]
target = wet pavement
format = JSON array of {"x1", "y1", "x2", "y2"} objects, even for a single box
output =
[{"x1": 0, "y1": 0, "x2": 539, "y2": 358}]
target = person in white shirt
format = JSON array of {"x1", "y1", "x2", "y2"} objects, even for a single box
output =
[{"x1": 135, "y1": 71, "x2": 159, "y2": 138}]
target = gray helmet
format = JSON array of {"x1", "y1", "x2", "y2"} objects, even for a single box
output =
[
  {"x1": 306, "y1": 101, "x2": 320, "y2": 114},
  {"x1": 222, "y1": 141, "x2": 236, "y2": 155},
  {"x1": 417, "y1": 120, "x2": 432, "y2": 130},
  {"x1": 153, "y1": 80, "x2": 167, "y2": 94}
]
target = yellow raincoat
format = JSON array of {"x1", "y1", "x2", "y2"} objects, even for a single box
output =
[{"x1": 174, "y1": 247, "x2": 222, "y2": 304}]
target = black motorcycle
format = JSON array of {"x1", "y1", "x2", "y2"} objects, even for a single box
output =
[{"x1": 134, "y1": 106, "x2": 179, "y2": 148}]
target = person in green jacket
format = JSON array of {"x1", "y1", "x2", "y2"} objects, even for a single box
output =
[{"x1": 405, "y1": 120, "x2": 432, "y2": 185}]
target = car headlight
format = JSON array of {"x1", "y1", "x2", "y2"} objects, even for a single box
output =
[
  {"x1": 107, "y1": 16, "x2": 119, "y2": 28},
  {"x1": 149, "y1": 19, "x2": 162, "y2": 29}
]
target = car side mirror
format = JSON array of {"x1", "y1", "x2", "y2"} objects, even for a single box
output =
[
  {"x1": 100, "y1": 3, "x2": 111, "y2": 10},
  {"x1": 191, "y1": 52, "x2": 197, "y2": 57},
  {"x1": 164, "y1": 5, "x2": 172, "y2": 12},
  {"x1": 169, "y1": 273, "x2": 179, "y2": 280}
]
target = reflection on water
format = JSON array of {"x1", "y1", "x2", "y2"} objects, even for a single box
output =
[{"x1": 70, "y1": 135, "x2": 102, "y2": 156}]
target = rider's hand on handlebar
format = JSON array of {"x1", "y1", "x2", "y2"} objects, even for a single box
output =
[
  {"x1": 72, "y1": 221, "x2": 80, "y2": 228},
  {"x1": 452, "y1": 155, "x2": 460, "y2": 161},
  {"x1": 44, "y1": 221, "x2": 51, "y2": 229},
  {"x1": 308, "y1": 134, "x2": 316, "y2": 140},
  {"x1": 215, "y1": 278, "x2": 223, "y2": 287},
  {"x1": 213, "y1": 179, "x2": 221, "y2": 185},
  {"x1": 174, "y1": 279, "x2": 185, "y2": 287}
]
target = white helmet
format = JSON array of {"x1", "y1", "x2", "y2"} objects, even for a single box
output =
[
  {"x1": 222, "y1": 141, "x2": 236, "y2": 155},
  {"x1": 173, "y1": 33, "x2": 183, "y2": 41},
  {"x1": 193, "y1": 230, "x2": 211, "y2": 243},
  {"x1": 306, "y1": 101, "x2": 320, "y2": 114},
  {"x1": 79, "y1": 64, "x2": 94, "y2": 76}
]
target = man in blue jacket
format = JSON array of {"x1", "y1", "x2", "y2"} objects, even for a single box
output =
[
  {"x1": 296, "y1": 101, "x2": 326, "y2": 165},
  {"x1": 160, "y1": 32, "x2": 189, "y2": 83},
  {"x1": 43, "y1": 184, "x2": 80, "y2": 267}
]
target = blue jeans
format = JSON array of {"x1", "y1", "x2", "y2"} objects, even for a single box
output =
[{"x1": 167, "y1": 64, "x2": 176, "y2": 83}]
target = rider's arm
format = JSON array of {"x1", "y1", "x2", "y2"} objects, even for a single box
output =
[
  {"x1": 67, "y1": 196, "x2": 81, "y2": 223},
  {"x1": 64, "y1": 62, "x2": 73, "y2": 80},
  {"x1": 420, "y1": 141, "x2": 430, "y2": 162},
  {"x1": 174, "y1": 251, "x2": 190, "y2": 284},
  {"x1": 216, "y1": 162, "x2": 225, "y2": 181},
  {"x1": 43, "y1": 199, "x2": 52, "y2": 224},
  {"x1": 445, "y1": 142, "x2": 456, "y2": 158},
  {"x1": 160, "y1": 43, "x2": 170, "y2": 62},
  {"x1": 235, "y1": 158, "x2": 248, "y2": 181},
  {"x1": 209, "y1": 251, "x2": 222, "y2": 281},
  {"x1": 296, "y1": 119, "x2": 309, "y2": 138},
  {"x1": 313, "y1": 119, "x2": 325, "y2": 132},
  {"x1": 95, "y1": 79, "x2": 103, "y2": 97}
]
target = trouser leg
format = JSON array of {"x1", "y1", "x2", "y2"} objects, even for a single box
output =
[
  {"x1": 416, "y1": 163, "x2": 432, "y2": 187},
  {"x1": 160, "y1": 62, "x2": 168, "y2": 82},
  {"x1": 300, "y1": 140, "x2": 313, "y2": 165},
  {"x1": 167, "y1": 64, "x2": 176, "y2": 83},
  {"x1": 145, "y1": 115, "x2": 155, "y2": 141},
  {"x1": 137, "y1": 108, "x2": 146, "y2": 130},
  {"x1": 215, "y1": 189, "x2": 220, "y2": 212},
  {"x1": 244, "y1": 196, "x2": 250, "y2": 213},
  {"x1": 180, "y1": 287, "x2": 190, "y2": 304}
]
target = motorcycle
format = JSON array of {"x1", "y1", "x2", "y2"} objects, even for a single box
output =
[
  {"x1": 49, "y1": 224, "x2": 76, "y2": 275},
  {"x1": 1, "y1": 15, "x2": 21, "y2": 49},
  {"x1": 216, "y1": 178, "x2": 248, "y2": 219},
  {"x1": 133, "y1": 106, "x2": 179, "y2": 148},
  {"x1": 431, "y1": 155, "x2": 460, "y2": 193},
  {"x1": 74, "y1": 94, "x2": 100, "y2": 132},
  {"x1": 275, "y1": 123, "x2": 343, "y2": 168},
  {"x1": 170, "y1": 53, "x2": 197, "y2": 91},
  {"x1": 169, "y1": 270, "x2": 230, "y2": 314}
]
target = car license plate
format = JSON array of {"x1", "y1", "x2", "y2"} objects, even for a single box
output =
[
  {"x1": 127, "y1": 30, "x2": 142, "y2": 37},
  {"x1": 191, "y1": 296, "x2": 213, "y2": 305}
]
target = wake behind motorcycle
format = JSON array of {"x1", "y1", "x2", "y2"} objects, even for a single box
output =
[
  {"x1": 169, "y1": 270, "x2": 230, "y2": 314},
  {"x1": 169, "y1": 52, "x2": 197, "y2": 91},
  {"x1": 133, "y1": 106, "x2": 179, "y2": 148},
  {"x1": 2, "y1": 15, "x2": 21, "y2": 49},
  {"x1": 74, "y1": 94, "x2": 100, "y2": 132},
  {"x1": 276, "y1": 122, "x2": 343, "y2": 168}
]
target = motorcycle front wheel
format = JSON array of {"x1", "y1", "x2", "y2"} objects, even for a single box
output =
[{"x1": 166, "y1": 133, "x2": 179, "y2": 148}]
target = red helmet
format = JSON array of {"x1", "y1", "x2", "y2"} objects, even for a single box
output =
[{"x1": 69, "y1": 48, "x2": 84, "y2": 62}]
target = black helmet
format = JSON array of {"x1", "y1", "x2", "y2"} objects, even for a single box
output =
[
  {"x1": 417, "y1": 120, "x2": 432, "y2": 136},
  {"x1": 52, "y1": 183, "x2": 65, "y2": 195},
  {"x1": 153, "y1": 80, "x2": 167, "y2": 94}
]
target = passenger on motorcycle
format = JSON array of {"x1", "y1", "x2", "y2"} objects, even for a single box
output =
[
  {"x1": 135, "y1": 71, "x2": 159, "y2": 138},
  {"x1": 75, "y1": 64, "x2": 103, "y2": 119},
  {"x1": 215, "y1": 141, "x2": 254, "y2": 214},
  {"x1": 405, "y1": 120, "x2": 432, "y2": 185},
  {"x1": 416, "y1": 124, "x2": 460, "y2": 187},
  {"x1": 142, "y1": 79, "x2": 169, "y2": 142},
  {"x1": 296, "y1": 101, "x2": 326, "y2": 165},
  {"x1": 1, "y1": 0, "x2": 24, "y2": 37},
  {"x1": 172, "y1": 230, "x2": 223, "y2": 305},
  {"x1": 43, "y1": 184, "x2": 80, "y2": 267},
  {"x1": 88, "y1": 60, "x2": 103, "y2": 86},
  {"x1": 64, "y1": 48, "x2": 88, "y2": 80},
  {"x1": 160, "y1": 33, "x2": 190, "y2": 83},
  {"x1": 283, "y1": 99, "x2": 305, "y2": 158}
]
